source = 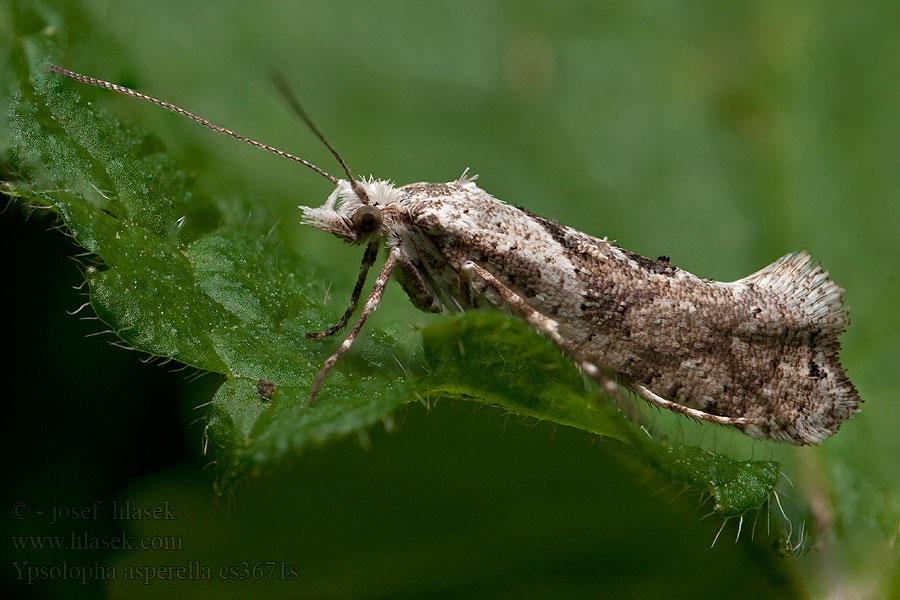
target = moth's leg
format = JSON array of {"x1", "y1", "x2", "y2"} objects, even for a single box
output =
[
  {"x1": 632, "y1": 384, "x2": 757, "y2": 428},
  {"x1": 461, "y1": 262, "x2": 567, "y2": 346},
  {"x1": 395, "y1": 253, "x2": 442, "y2": 313},
  {"x1": 461, "y1": 262, "x2": 640, "y2": 418},
  {"x1": 308, "y1": 248, "x2": 400, "y2": 405},
  {"x1": 577, "y1": 362, "x2": 646, "y2": 425},
  {"x1": 457, "y1": 266, "x2": 474, "y2": 309},
  {"x1": 306, "y1": 240, "x2": 379, "y2": 339},
  {"x1": 461, "y1": 262, "x2": 757, "y2": 429}
]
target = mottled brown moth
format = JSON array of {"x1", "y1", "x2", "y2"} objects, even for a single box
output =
[{"x1": 51, "y1": 66, "x2": 861, "y2": 445}]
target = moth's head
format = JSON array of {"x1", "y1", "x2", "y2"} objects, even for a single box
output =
[{"x1": 299, "y1": 178, "x2": 403, "y2": 243}]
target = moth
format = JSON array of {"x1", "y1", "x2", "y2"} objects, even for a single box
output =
[{"x1": 51, "y1": 66, "x2": 861, "y2": 445}]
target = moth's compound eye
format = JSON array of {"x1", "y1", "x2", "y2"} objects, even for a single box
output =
[{"x1": 352, "y1": 205, "x2": 382, "y2": 233}]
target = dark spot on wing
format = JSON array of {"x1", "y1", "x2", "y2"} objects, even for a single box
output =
[
  {"x1": 519, "y1": 209, "x2": 574, "y2": 250},
  {"x1": 617, "y1": 247, "x2": 678, "y2": 277},
  {"x1": 808, "y1": 328, "x2": 821, "y2": 346},
  {"x1": 808, "y1": 359, "x2": 822, "y2": 379}
]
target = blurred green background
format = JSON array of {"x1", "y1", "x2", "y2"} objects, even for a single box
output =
[{"x1": 3, "y1": 0, "x2": 899, "y2": 598}]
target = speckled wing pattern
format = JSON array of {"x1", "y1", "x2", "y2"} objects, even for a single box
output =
[{"x1": 396, "y1": 180, "x2": 860, "y2": 444}]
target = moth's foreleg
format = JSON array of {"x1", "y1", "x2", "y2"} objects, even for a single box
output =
[
  {"x1": 308, "y1": 248, "x2": 400, "y2": 405},
  {"x1": 306, "y1": 240, "x2": 379, "y2": 339}
]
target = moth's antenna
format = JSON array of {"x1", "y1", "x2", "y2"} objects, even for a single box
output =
[
  {"x1": 270, "y1": 73, "x2": 369, "y2": 204},
  {"x1": 50, "y1": 65, "x2": 339, "y2": 185}
]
